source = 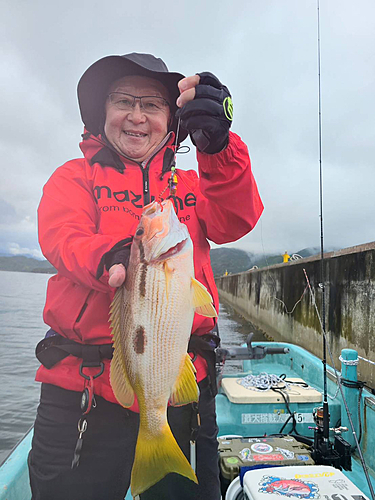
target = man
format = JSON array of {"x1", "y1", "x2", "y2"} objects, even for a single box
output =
[{"x1": 29, "y1": 53, "x2": 263, "y2": 500}]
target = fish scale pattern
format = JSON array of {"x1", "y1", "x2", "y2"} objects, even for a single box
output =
[{"x1": 109, "y1": 199, "x2": 216, "y2": 495}]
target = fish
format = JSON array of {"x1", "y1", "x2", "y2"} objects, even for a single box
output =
[
  {"x1": 109, "y1": 199, "x2": 217, "y2": 497},
  {"x1": 264, "y1": 477, "x2": 313, "y2": 496}
]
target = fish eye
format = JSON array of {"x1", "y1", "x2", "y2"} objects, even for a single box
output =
[{"x1": 135, "y1": 228, "x2": 144, "y2": 237}]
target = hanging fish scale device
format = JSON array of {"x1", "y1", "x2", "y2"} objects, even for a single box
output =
[
  {"x1": 167, "y1": 117, "x2": 181, "y2": 199},
  {"x1": 158, "y1": 117, "x2": 181, "y2": 204}
]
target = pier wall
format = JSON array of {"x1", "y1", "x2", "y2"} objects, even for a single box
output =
[{"x1": 215, "y1": 242, "x2": 375, "y2": 386}]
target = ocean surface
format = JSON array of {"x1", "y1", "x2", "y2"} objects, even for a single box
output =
[{"x1": 0, "y1": 269, "x2": 265, "y2": 464}]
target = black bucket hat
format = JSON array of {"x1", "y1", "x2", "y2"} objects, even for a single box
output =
[{"x1": 77, "y1": 53, "x2": 188, "y2": 143}]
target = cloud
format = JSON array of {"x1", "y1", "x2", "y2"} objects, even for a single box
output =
[
  {"x1": 6, "y1": 242, "x2": 43, "y2": 260},
  {"x1": 0, "y1": 198, "x2": 19, "y2": 224},
  {"x1": 0, "y1": 208, "x2": 40, "y2": 258},
  {"x1": 0, "y1": 0, "x2": 374, "y2": 257}
]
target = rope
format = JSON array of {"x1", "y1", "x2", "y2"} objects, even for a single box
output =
[
  {"x1": 238, "y1": 373, "x2": 309, "y2": 436},
  {"x1": 237, "y1": 373, "x2": 308, "y2": 392},
  {"x1": 274, "y1": 284, "x2": 309, "y2": 315},
  {"x1": 290, "y1": 254, "x2": 303, "y2": 261},
  {"x1": 259, "y1": 221, "x2": 310, "y2": 316},
  {"x1": 358, "y1": 355, "x2": 375, "y2": 367},
  {"x1": 339, "y1": 355, "x2": 359, "y2": 366},
  {"x1": 339, "y1": 354, "x2": 375, "y2": 367},
  {"x1": 328, "y1": 383, "x2": 341, "y2": 401},
  {"x1": 239, "y1": 371, "x2": 341, "y2": 406},
  {"x1": 238, "y1": 373, "x2": 289, "y2": 391}
]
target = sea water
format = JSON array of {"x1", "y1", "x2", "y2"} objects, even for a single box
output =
[
  {"x1": 0, "y1": 269, "x2": 265, "y2": 463},
  {"x1": 0, "y1": 270, "x2": 49, "y2": 463}
]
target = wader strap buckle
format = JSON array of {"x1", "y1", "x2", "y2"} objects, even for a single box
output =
[
  {"x1": 79, "y1": 345, "x2": 105, "y2": 380},
  {"x1": 79, "y1": 362, "x2": 104, "y2": 380}
]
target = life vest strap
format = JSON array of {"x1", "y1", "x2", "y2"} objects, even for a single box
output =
[
  {"x1": 35, "y1": 330, "x2": 113, "y2": 369},
  {"x1": 36, "y1": 329, "x2": 220, "y2": 396},
  {"x1": 188, "y1": 332, "x2": 221, "y2": 397}
]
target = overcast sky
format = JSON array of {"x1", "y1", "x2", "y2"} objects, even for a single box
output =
[{"x1": 1, "y1": 0, "x2": 374, "y2": 259}]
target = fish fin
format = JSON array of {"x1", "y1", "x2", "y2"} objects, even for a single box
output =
[
  {"x1": 169, "y1": 354, "x2": 199, "y2": 406},
  {"x1": 131, "y1": 423, "x2": 198, "y2": 497},
  {"x1": 164, "y1": 261, "x2": 173, "y2": 300},
  {"x1": 109, "y1": 288, "x2": 135, "y2": 408},
  {"x1": 191, "y1": 277, "x2": 218, "y2": 318},
  {"x1": 110, "y1": 348, "x2": 135, "y2": 408}
]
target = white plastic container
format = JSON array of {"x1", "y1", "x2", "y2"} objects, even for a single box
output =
[{"x1": 242, "y1": 465, "x2": 369, "y2": 499}]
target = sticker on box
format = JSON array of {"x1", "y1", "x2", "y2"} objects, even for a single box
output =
[{"x1": 258, "y1": 475, "x2": 319, "y2": 498}]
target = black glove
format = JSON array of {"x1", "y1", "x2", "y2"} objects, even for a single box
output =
[
  {"x1": 176, "y1": 72, "x2": 233, "y2": 154},
  {"x1": 96, "y1": 238, "x2": 132, "y2": 279}
]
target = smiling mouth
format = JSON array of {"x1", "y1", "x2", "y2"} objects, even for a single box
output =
[{"x1": 123, "y1": 131, "x2": 147, "y2": 138}]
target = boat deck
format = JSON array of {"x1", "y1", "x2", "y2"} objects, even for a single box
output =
[{"x1": 217, "y1": 342, "x2": 375, "y2": 499}]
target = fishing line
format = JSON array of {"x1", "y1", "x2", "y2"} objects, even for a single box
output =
[
  {"x1": 174, "y1": 117, "x2": 181, "y2": 154},
  {"x1": 274, "y1": 285, "x2": 309, "y2": 315},
  {"x1": 314, "y1": 12, "x2": 372, "y2": 496},
  {"x1": 255, "y1": 4, "x2": 375, "y2": 493},
  {"x1": 258, "y1": 219, "x2": 308, "y2": 316},
  {"x1": 304, "y1": 267, "x2": 375, "y2": 500},
  {"x1": 157, "y1": 118, "x2": 183, "y2": 204}
]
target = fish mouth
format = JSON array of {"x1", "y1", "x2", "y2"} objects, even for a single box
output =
[{"x1": 155, "y1": 238, "x2": 187, "y2": 261}]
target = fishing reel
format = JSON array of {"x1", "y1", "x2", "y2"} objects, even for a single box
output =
[
  {"x1": 311, "y1": 406, "x2": 352, "y2": 471},
  {"x1": 313, "y1": 406, "x2": 325, "y2": 428},
  {"x1": 312, "y1": 407, "x2": 348, "y2": 435}
]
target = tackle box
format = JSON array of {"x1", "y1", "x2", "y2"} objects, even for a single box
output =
[{"x1": 218, "y1": 435, "x2": 314, "y2": 485}]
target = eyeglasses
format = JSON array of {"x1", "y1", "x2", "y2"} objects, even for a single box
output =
[{"x1": 107, "y1": 92, "x2": 170, "y2": 113}]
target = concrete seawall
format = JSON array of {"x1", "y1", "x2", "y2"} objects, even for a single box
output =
[{"x1": 215, "y1": 242, "x2": 375, "y2": 387}]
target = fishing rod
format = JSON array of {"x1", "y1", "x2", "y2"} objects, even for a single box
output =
[
  {"x1": 316, "y1": 0, "x2": 330, "y2": 447},
  {"x1": 314, "y1": 2, "x2": 375, "y2": 497},
  {"x1": 304, "y1": 269, "x2": 375, "y2": 499}
]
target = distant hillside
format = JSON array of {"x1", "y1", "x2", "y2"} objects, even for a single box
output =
[
  {"x1": 0, "y1": 256, "x2": 56, "y2": 274},
  {"x1": 0, "y1": 246, "x2": 333, "y2": 277},
  {"x1": 210, "y1": 248, "x2": 254, "y2": 276},
  {"x1": 250, "y1": 254, "x2": 283, "y2": 268},
  {"x1": 210, "y1": 247, "x2": 330, "y2": 277},
  {"x1": 296, "y1": 247, "x2": 321, "y2": 258}
]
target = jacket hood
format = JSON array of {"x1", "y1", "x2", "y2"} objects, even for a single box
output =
[{"x1": 79, "y1": 130, "x2": 176, "y2": 176}]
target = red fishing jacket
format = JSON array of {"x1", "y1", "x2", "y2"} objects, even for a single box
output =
[{"x1": 36, "y1": 131, "x2": 263, "y2": 407}]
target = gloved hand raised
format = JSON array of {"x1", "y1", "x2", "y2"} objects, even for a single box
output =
[{"x1": 176, "y1": 72, "x2": 233, "y2": 154}]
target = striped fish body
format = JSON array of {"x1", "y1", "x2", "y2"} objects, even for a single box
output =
[{"x1": 109, "y1": 199, "x2": 217, "y2": 497}]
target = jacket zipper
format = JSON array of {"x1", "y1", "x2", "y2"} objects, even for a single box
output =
[
  {"x1": 109, "y1": 132, "x2": 173, "y2": 207},
  {"x1": 76, "y1": 302, "x2": 88, "y2": 323},
  {"x1": 139, "y1": 133, "x2": 173, "y2": 206},
  {"x1": 75, "y1": 290, "x2": 93, "y2": 324},
  {"x1": 142, "y1": 166, "x2": 150, "y2": 206}
]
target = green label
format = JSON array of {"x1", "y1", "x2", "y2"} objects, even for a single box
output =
[
  {"x1": 223, "y1": 96, "x2": 233, "y2": 121},
  {"x1": 227, "y1": 457, "x2": 239, "y2": 464}
]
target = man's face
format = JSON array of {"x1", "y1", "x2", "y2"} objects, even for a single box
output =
[{"x1": 104, "y1": 76, "x2": 171, "y2": 162}]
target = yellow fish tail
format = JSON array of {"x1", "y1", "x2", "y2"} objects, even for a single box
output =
[{"x1": 130, "y1": 423, "x2": 198, "y2": 496}]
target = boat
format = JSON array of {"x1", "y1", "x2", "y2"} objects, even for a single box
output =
[
  {"x1": 1, "y1": 334, "x2": 374, "y2": 499},
  {"x1": 215, "y1": 336, "x2": 375, "y2": 499}
]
